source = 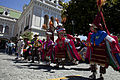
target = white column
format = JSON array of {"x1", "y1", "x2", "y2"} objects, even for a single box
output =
[
  {"x1": 40, "y1": 10, "x2": 44, "y2": 29},
  {"x1": 12, "y1": 24, "x2": 14, "y2": 36},
  {"x1": 29, "y1": 11, "x2": 32, "y2": 29},
  {"x1": 56, "y1": 0, "x2": 58, "y2": 8},
  {"x1": 32, "y1": 14, "x2": 36, "y2": 27},
  {"x1": 2, "y1": 23, "x2": 6, "y2": 33}
]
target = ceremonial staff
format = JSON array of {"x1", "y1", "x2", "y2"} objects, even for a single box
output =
[{"x1": 97, "y1": 0, "x2": 110, "y2": 35}]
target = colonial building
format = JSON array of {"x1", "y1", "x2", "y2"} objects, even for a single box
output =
[
  {"x1": 0, "y1": 6, "x2": 21, "y2": 49},
  {"x1": 0, "y1": 6, "x2": 21, "y2": 39},
  {"x1": 17, "y1": 0, "x2": 62, "y2": 41}
]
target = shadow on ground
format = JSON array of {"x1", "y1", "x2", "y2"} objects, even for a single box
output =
[
  {"x1": 65, "y1": 75, "x2": 89, "y2": 80},
  {"x1": 70, "y1": 67, "x2": 90, "y2": 71},
  {"x1": 10, "y1": 58, "x2": 91, "y2": 73},
  {"x1": 59, "y1": 75, "x2": 102, "y2": 80}
]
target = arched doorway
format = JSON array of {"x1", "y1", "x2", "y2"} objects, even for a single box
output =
[{"x1": 4, "y1": 26, "x2": 9, "y2": 34}]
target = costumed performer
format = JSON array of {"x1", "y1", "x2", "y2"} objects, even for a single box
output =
[
  {"x1": 89, "y1": 12, "x2": 120, "y2": 80},
  {"x1": 42, "y1": 31, "x2": 54, "y2": 65},
  {"x1": 31, "y1": 34, "x2": 42, "y2": 63}
]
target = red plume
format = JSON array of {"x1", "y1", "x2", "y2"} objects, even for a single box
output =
[
  {"x1": 55, "y1": 18, "x2": 59, "y2": 24},
  {"x1": 97, "y1": 0, "x2": 106, "y2": 8},
  {"x1": 61, "y1": 17, "x2": 66, "y2": 23},
  {"x1": 49, "y1": 20, "x2": 53, "y2": 27}
]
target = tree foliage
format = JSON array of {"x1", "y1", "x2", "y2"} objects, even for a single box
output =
[{"x1": 61, "y1": 0, "x2": 120, "y2": 36}]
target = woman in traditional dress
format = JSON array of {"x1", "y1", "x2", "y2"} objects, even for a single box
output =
[
  {"x1": 54, "y1": 25, "x2": 83, "y2": 68},
  {"x1": 42, "y1": 31, "x2": 54, "y2": 65}
]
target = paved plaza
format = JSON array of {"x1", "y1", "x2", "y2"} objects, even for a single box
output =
[{"x1": 0, "y1": 52, "x2": 120, "y2": 80}]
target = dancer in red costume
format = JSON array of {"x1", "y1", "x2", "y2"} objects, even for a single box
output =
[
  {"x1": 54, "y1": 23, "x2": 83, "y2": 68},
  {"x1": 54, "y1": 26, "x2": 67, "y2": 68}
]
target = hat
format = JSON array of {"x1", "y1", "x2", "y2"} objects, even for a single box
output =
[
  {"x1": 19, "y1": 36, "x2": 23, "y2": 40},
  {"x1": 46, "y1": 31, "x2": 52, "y2": 35},
  {"x1": 34, "y1": 34, "x2": 39, "y2": 37},
  {"x1": 89, "y1": 12, "x2": 103, "y2": 30},
  {"x1": 74, "y1": 35, "x2": 79, "y2": 39},
  {"x1": 56, "y1": 25, "x2": 65, "y2": 33}
]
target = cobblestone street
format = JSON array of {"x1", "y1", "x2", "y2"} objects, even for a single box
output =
[{"x1": 0, "y1": 52, "x2": 120, "y2": 80}]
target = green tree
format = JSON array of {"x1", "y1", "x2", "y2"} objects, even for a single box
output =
[
  {"x1": 103, "y1": 0, "x2": 120, "y2": 35},
  {"x1": 61, "y1": 0, "x2": 120, "y2": 36},
  {"x1": 64, "y1": 0, "x2": 98, "y2": 36}
]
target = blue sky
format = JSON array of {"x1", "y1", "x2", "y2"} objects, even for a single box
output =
[{"x1": 0, "y1": 0, "x2": 70, "y2": 12}]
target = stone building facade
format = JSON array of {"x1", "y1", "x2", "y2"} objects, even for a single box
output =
[{"x1": 17, "y1": 0, "x2": 62, "y2": 41}]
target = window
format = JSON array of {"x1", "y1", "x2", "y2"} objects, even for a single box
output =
[
  {"x1": 4, "y1": 26, "x2": 9, "y2": 34},
  {"x1": 0, "y1": 25, "x2": 3, "y2": 33}
]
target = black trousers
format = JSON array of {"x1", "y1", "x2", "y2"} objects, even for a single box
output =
[{"x1": 32, "y1": 47, "x2": 40, "y2": 62}]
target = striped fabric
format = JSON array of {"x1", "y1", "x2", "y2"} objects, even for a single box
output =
[{"x1": 90, "y1": 41, "x2": 109, "y2": 67}]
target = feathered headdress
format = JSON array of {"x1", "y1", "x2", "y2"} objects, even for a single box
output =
[
  {"x1": 42, "y1": 24, "x2": 47, "y2": 30},
  {"x1": 55, "y1": 18, "x2": 59, "y2": 24},
  {"x1": 61, "y1": 17, "x2": 67, "y2": 24},
  {"x1": 56, "y1": 25, "x2": 65, "y2": 33},
  {"x1": 97, "y1": 0, "x2": 106, "y2": 10},
  {"x1": 96, "y1": 0, "x2": 110, "y2": 35},
  {"x1": 49, "y1": 20, "x2": 53, "y2": 28},
  {"x1": 89, "y1": 12, "x2": 103, "y2": 30}
]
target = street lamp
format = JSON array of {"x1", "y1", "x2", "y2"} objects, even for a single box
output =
[{"x1": 72, "y1": 20, "x2": 75, "y2": 36}]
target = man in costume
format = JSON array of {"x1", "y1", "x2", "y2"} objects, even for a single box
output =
[
  {"x1": 89, "y1": 12, "x2": 120, "y2": 80},
  {"x1": 42, "y1": 31, "x2": 54, "y2": 65},
  {"x1": 89, "y1": 22, "x2": 108, "y2": 80},
  {"x1": 87, "y1": 0, "x2": 120, "y2": 79},
  {"x1": 31, "y1": 34, "x2": 42, "y2": 63},
  {"x1": 23, "y1": 38, "x2": 32, "y2": 61}
]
